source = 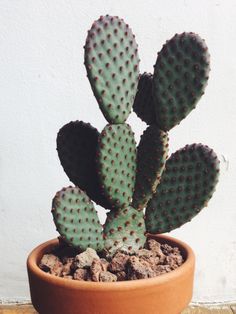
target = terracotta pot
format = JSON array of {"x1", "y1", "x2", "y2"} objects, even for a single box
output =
[{"x1": 27, "y1": 234, "x2": 195, "y2": 314}]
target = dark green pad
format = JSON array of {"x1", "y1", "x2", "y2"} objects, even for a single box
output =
[
  {"x1": 133, "y1": 72, "x2": 156, "y2": 124},
  {"x1": 104, "y1": 206, "x2": 146, "y2": 255},
  {"x1": 57, "y1": 121, "x2": 111, "y2": 209},
  {"x1": 97, "y1": 124, "x2": 136, "y2": 209},
  {"x1": 52, "y1": 186, "x2": 104, "y2": 251},
  {"x1": 132, "y1": 126, "x2": 169, "y2": 210},
  {"x1": 146, "y1": 144, "x2": 220, "y2": 233},
  {"x1": 84, "y1": 15, "x2": 140, "y2": 123},
  {"x1": 153, "y1": 32, "x2": 210, "y2": 131}
]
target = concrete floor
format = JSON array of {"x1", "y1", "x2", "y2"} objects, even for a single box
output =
[{"x1": 0, "y1": 304, "x2": 235, "y2": 313}]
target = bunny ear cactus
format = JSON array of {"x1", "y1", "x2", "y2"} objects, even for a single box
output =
[
  {"x1": 145, "y1": 144, "x2": 220, "y2": 233},
  {"x1": 133, "y1": 72, "x2": 156, "y2": 124},
  {"x1": 84, "y1": 15, "x2": 140, "y2": 124},
  {"x1": 132, "y1": 126, "x2": 169, "y2": 210},
  {"x1": 153, "y1": 32, "x2": 210, "y2": 131},
  {"x1": 52, "y1": 15, "x2": 220, "y2": 256},
  {"x1": 52, "y1": 186, "x2": 104, "y2": 251},
  {"x1": 97, "y1": 123, "x2": 137, "y2": 209},
  {"x1": 56, "y1": 121, "x2": 110, "y2": 209},
  {"x1": 104, "y1": 206, "x2": 146, "y2": 255}
]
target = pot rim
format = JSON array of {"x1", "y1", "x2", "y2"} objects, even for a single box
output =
[{"x1": 27, "y1": 234, "x2": 195, "y2": 292}]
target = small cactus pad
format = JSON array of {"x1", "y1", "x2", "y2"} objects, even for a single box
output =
[
  {"x1": 153, "y1": 32, "x2": 210, "y2": 131},
  {"x1": 104, "y1": 206, "x2": 146, "y2": 255},
  {"x1": 84, "y1": 15, "x2": 140, "y2": 124},
  {"x1": 145, "y1": 144, "x2": 220, "y2": 233},
  {"x1": 57, "y1": 121, "x2": 110, "y2": 208},
  {"x1": 97, "y1": 124, "x2": 136, "y2": 209},
  {"x1": 132, "y1": 126, "x2": 169, "y2": 210},
  {"x1": 52, "y1": 186, "x2": 104, "y2": 251},
  {"x1": 133, "y1": 72, "x2": 156, "y2": 124}
]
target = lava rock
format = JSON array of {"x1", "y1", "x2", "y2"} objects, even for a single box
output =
[
  {"x1": 74, "y1": 248, "x2": 99, "y2": 269},
  {"x1": 99, "y1": 271, "x2": 117, "y2": 282}
]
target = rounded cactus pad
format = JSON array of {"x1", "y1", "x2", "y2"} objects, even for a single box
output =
[
  {"x1": 52, "y1": 186, "x2": 104, "y2": 251},
  {"x1": 84, "y1": 15, "x2": 140, "y2": 124},
  {"x1": 104, "y1": 206, "x2": 146, "y2": 255},
  {"x1": 133, "y1": 72, "x2": 156, "y2": 124},
  {"x1": 145, "y1": 144, "x2": 220, "y2": 233},
  {"x1": 153, "y1": 32, "x2": 210, "y2": 131},
  {"x1": 132, "y1": 126, "x2": 169, "y2": 210},
  {"x1": 97, "y1": 124, "x2": 136, "y2": 209},
  {"x1": 57, "y1": 121, "x2": 110, "y2": 209}
]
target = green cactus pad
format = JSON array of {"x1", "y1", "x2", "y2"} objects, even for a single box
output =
[
  {"x1": 52, "y1": 186, "x2": 104, "y2": 251},
  {"x1": 133, "y1": 72, "x2": 156, "y2": 124},
  {"x1": 84, "y1": 15, "x2": 140, "y2": 124},
  {"x1": 104, "y1": 206, "x2": 146, "y2": 255},
  {"x1": 145, "y1": 144, "x2": 220, "y2": 233},
  {"x1": 57, "y1": 121, "x2": 110, "y2": 209},
  {"x1": 132, "y1": 126, "x2": 169, "y2": 210},
  {"x1": 153, "y1": 32, "x2": 210, "y2": 131},
  {"x1": 97, "y1": 124, "x2": 136, "y2": 209}
]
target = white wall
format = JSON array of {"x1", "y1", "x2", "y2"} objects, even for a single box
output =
[{"x1": 0, "y1": 0, "x2": 235, "y2": 303}]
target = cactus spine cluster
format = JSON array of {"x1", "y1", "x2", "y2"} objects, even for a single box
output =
[{"x1": 53, "y1": 15, "x2": 220, "y2": 255}]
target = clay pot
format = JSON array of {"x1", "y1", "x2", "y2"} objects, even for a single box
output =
[{"x1": 27, "y1": 234, "x2": 195, "y2": 314}]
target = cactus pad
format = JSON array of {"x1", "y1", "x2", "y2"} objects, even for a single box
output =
[
  {"x1": 84, "y1": 15, "x2": 140, "y2": 124},
  {"x1": 56, "y1": 121, "x2": 110, "y2": 208},
  {"x1": 132, "y1": 126, "x2": 169, "y2": 210},
  {"x1": 133, "y1": 72, "x2": 156, "y2": 124},
  {"x1": 104, "y1": 206, "x2": 146, "y2": 255},
  {"x1": 52, "y1": 186, "x2": 104, "y2": 251},
  {"x1": 97, "y1": 124, "x2": 136, "y2": 209},
  {"x1": 153, "y1": 32, "x2": 210, "y2": 131},
  {"x1": 145, "y1": 144, "x2": 220, "y2": 233}
]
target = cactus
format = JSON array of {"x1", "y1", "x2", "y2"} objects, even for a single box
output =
[
  {"x1": 51, "y1": 15, "x2": 220, "y2": 256},
  {"x1": 56, "y1": 121, "x2": 110, "y2": 208},
  {"x1": 104, "y1": 206, "x2": 146, "y2": 255},
  {"x1": 132, "y1": 126, "x2": 169, "y2": 210},
  {"x1": 84, "y1": 15, "x2": 140, "y2": 124},
  {"x1": 152, "y1": 32, "x2": 210, "y2": 131},
  {"x1": 133, "y1": 72, "x2": 156, "y2": 125},
  {"x1": 145, "y1": 144, "x2": 220, "y2": 233},
  {"x1": 52, "y1": 186, "x2": 104, "y2": 251},
  {"x1": 97, "y1": 123, "x2": 137, "y2": 209}
]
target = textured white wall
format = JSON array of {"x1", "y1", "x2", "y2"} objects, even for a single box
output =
[{"x1": 0, "y1": 0, "x2": 235, "y2": 303}]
